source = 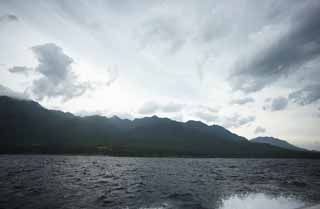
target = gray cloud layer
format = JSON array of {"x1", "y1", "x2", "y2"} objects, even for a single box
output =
[
  {"x1": 139, "y1": 16, "x2": 186, "y2": 54},
  {"x1": 289, "y1": 84, "x2": 320, "y2": 106},
  {"x1": 230, "y1": 1, "x2": 320, "y2": 94},
  {"x1": 264, "y1": 96, "x2": 289, "y2": 111}
]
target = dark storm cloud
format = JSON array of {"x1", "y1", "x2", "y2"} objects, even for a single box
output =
[
  {"x1": 0, "y1": 14, "x2": 18, "y2": 23},
  {"x1": 254, "y1": 126, "x2": 266, "y2": 134},
  {"x1": 264, "y1": 96, "x2": 288, "y2": 111},
  {"x1": 289, "y1": 84, "x2": 320, "y2": 105},
  {"x1": 30, "y1": 43, "x2": 90, "y2": 101},
  {"x1": 8, "y1": 66, "x2": 32, "y2": 75},
  {"x1": 230, "y1": 1, "x2": 320, "y2": 93},
  {"x1": 230, "y1": 97, "x2": 254, "y2": 105}
]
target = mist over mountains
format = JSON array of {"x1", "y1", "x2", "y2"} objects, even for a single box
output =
[{"x1": 0, "y1": 96, "x2": 318, "y2": 158}]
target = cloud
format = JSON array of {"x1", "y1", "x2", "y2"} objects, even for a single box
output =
[
  {"x1": 192, "y1": 104, "x2": 220, "y2": 123},
  {"x1": 230, "y1": 2, "x2": 320, "y2": 93},
  {"x1": 138, "y1": 101, "x2": 184, "y2": 115},
  {"x1": 0, "y1": 14, "x2": 18, "y2": 23},
  {"x1": 271, "y1": 97, "x2": 289, "y2": 111},
  {"x1": 28, "y1": 43, "x2": 91, "y2": 101},
  {"x1": 161, "y1": 102, "x2": 184, "y2": 113},
  {"x1": 9, "y1": 43, "x2": 116, "y2": 101},
  {"x1": 221, "y1": 114, "x2": 255, "y2": 129},
  {"x1": 138, "y1": 101, "x2": 218, "y2": 119},
  {"x1": 264, "y1": 96, "x2": 288, "y2": 111},
  {"x1": 8, "y1": 66, "x2": 32, "y2": 75},
  {"x1": 106, "y1": 66, "x2": 118, "y2": 86},
  {"x1": 0, "y1": 84, "x2": 28, "y2": 100},
  {"x1": 138, "y1": 101, "x2": 220, "y2": 124},
  {"x1": 138, "y1": 101, "x2": 160, "y2": 115},
  {"x1": 195, "y1": 53, "x2": 210, "y2": 82},
  {"x1": 289, "y1": 84, "x2": 320, "y2": 105},
  {"x1": 194, "y1": 105, "x2": 219, "y2": 114},
  {"x1": 194, "y1": 9, "x2": 231, "y2": 44},
  {"x1": 139, "y1": 16, "x2": 186, "y2": 53},
  {"x1": 254, "y1": 126, "x2": 266, "y2": 134},
  {"x1": 31, "y1": 43, "x2": 73, "y2": 81},
  {"x1": 230, "y1": 97, "x2": 254, "y2": 105},
  {"x1": 194, "y1": 111, "x2": 218, "y2": 123}
]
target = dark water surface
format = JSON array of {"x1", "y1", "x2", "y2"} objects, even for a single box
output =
[{"x1": 0, "y1": 155, "x2": 319, "y2": 209}]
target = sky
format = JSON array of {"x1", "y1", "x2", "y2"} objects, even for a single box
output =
[{"x1": 0, "y1": 0, "x2": 319, "y2": 150}]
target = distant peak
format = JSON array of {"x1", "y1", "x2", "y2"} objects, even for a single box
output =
[
  {"x1": 186, "y1": 120, "x2": 208, "y2": 127},
  {"x1": 251, "y1": 136, "x2": 306, "y2": 151},
  {"x1": 110, "y1": 115, "x2": 121, "y2": 120},
  {"x1": 253, "y1": 136, "x2": 287, "y2": 143}
]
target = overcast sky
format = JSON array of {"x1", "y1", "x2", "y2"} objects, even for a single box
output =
[{"x1": 1, "y1": 0, "x2": 320, "y2": 150}]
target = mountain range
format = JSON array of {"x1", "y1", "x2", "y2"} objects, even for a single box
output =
[
  {"x1": 251, "y1": 137, "x2": 306, "y2": 152},
  {"x1": 0, "y1": 96, "x2": 318, "y2": 158}
]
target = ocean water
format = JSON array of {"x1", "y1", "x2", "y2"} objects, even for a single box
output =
[{"x1": 0, "y1": 155, "x2": 319, "y2": 209}]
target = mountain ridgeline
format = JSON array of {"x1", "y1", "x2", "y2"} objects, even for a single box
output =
[
  {"x1": 0, "y1": 96, "x2": 318, "y2": 158},
  {"x1": 251, "y1": 137, "x2": 306, "y2": 152}
]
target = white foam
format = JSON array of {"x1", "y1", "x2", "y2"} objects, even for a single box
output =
[{"x1": 219, "y1": 193, "x2": 305, "y2": 209}]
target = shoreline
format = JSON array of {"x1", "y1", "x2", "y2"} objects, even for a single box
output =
[{"x1": 1, "y1": 153, "x2": 320, "y2": 159}]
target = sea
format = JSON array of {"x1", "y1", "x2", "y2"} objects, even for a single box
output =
[{"x1": 0, "y1": 155, "x2": 319, "y2": 209}]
